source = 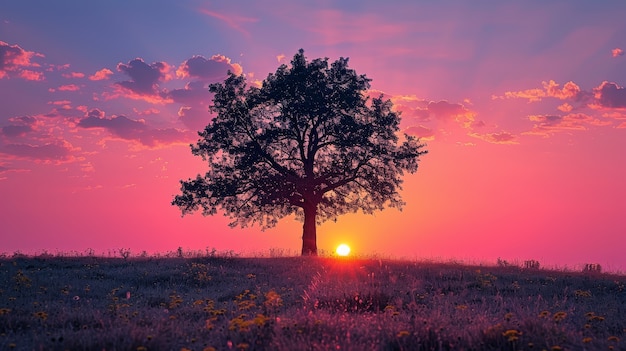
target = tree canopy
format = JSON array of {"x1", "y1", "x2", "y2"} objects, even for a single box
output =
[{"x1": 172, "y1": 49, "x2": 427, "y2": 255}]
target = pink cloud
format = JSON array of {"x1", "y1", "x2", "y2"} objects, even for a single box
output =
[
  {"x1": 306, "y1": 9, "x2": 408, "y2": 46},
  {"x1": 177, "y1": 106, "x2": 212, "y2": 131},
  {"x1": 557, "y1": 103, "x2": 573, "y2": 112},
  {"x1": 404, "y1": 125, "x2": 435, "y2": 141},
  {"x1": 18, "y1": 69, "x2": 45, "y2": 81},
  {"x1": 612, "y1": 48, "x2": 624, "y2": 58},
  {"x1": 198, "y1": 8, "x2": 258, "y2": 37},
  {"x1": 0, "y1": 41, "x2": 44, "y2": 79},
  {"x1": 525, "y1": 112, "x2": 612, "y2": 136},
  {"x1": 468, "y1": 131, "x2": 518, "y2": 144},
  {"x1": 62, "y1": 72, "x2": 85, "y2": 79},
  {"x1": 495, "y1": 80, "x2": 582, "y2": 102},
  {"x1": 57, "y1": 84, "x2": 81, "y2": 91},
  {"x1": 543, "y1": 80, "x2": 581, "y2": 100},
  {"x1": 89, "y1": 68, "x2": 114, "y2": 81},
  {"x1": 592, "y1": 81, "x2": 626, "y2": 108},
  {"x1": 176, "y1": 54, "x2": 243, "y2": 80}
]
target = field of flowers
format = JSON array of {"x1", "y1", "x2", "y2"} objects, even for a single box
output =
[{"x1": 0, "y1": 252, "x2": 624, "y2": 350}]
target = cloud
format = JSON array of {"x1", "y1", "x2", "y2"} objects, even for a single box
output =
[
  {"x1": 468, "y1": 131, "x2": 518, "y2": 145},
  {"x1": 612, "y1": 48, "x2": 624, "y2": 58},
  {"x1": 62, "y1": 72, "x2": 85, "y2": 79},
  {"x1": 198, "y1": 8, "x2": 258, "y2": 37},
  {"x1": 177, "y1": 106, "x2": 212, "y2": 131},
  {"x1": 525, "y1": 112, "x2": 612, "y2": 136},
  {"x1": 0, "y1": 140, "x2": 76, "y2": 161},
  {"x1": 1, "y1": 124, "x2": 33, "y2": 137},
  {"x1": 78, "y1": 110, "x2": 193, "y2": 147},
  {"x1": 404, "y1": 125, "x2": 435, "y2": 141},
  {"x1": 167, "y1": 81, "x2": 212, "y2": 105},
  {"x1": 1, "y1": 116, "x2": 38, "y2": 137},
  {"x1": 0, "y1": 41, "x2": 44, "y2": 80},
  {"x1": 495, "y1": 80, "x2": 582, "y2": 102},
  {"x1": 114, "y1": 58, "x2": 172, "y2": 102},
  {"x1": 592, "y1": 81, "x2": 626, "y2": 108},
  {"x1": 57, "y1": 84, "x2": 81, "y2": 92},
  {"x1": 426, "y1": 100, "x2": 475, "y2": 123},
  {"x1": 19, "y1": 70, "x2": 45, "y2": 81},
  {"x1": 176, "y1": 55, "x2": 243, "y2": 81},
  {"x1": 89, "y1": 68, "x2": 114, "y2": 81}
]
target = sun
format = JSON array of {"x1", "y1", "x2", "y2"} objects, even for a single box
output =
[{"x1": 336, "y1": 244, "x2": 351, "y2": 256}]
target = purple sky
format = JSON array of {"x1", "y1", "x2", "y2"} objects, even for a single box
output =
[{"x1": 1, "y1": 1, "x2": 625, "y2": 271}]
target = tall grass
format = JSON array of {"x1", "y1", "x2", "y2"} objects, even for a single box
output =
[{"x1": 0, "y1": 253, "x2": 624, "y2": 350}]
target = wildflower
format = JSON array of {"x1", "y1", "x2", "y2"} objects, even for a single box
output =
[
  {"x1": 397, "y1": 330, "x2": 410, "y2": 337},
  {"x1": 538, "y1": 310, "x2": 551, "y2": 318},
  {"x1": 8, "y1": 343, "x2": 16, "y2": 349},
  {"x1": 126, "y1": 291, "x2": 131, "y2": 299},
  {"x1": 253, "y1": 314, "x2": 269, "y2": 326},
  {"x1": 456, "y1": 304, "x2": 468, "y2": 310},
  {"x1": 73, "y1": 296, "x2": 80, "y2": 301},
  {"x1": 236, "y1": 343, "x2": 249, "y2": 350},
  {"x1": 553, "y1": 311, "x2": 567, "y2": 322},
  {"x1": 504, "y1": 312, "x2": 513, "y2": 321},
  {"x1": 246, "y1": 273, "x2": 256, "y2": 279},
  {"x1": 608, "y1": 336, "x2": 620, "y2": 342},
  {"x1": 574, "y1": 289, "x2": 592, "y2": 298},
  {"x1": 204, "y1": 348, "x2": 217, "y2": 351},
  {"x1": 503, "y1": 329, "x2": 522, "y2": 342},
  {"x1": 582, "y1": 337, "x2": 592, "y2": 343},
  {"x1": 551, "y1": 346, "x2": 562, "y2": 351},
  {"x1": 0, "y1": 308, "x2": 11, "y2": 315},
  {"x1": 136, "y1": 347, "x2": 147, "y2": 351},
  {"x1": 264, "y1": 290, "x2": 283, "y2": 308},
  {"x1": 34, "y1": 311, "x2": 48, "y2": 320}
]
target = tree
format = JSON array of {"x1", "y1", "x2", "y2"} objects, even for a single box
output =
[{"x1": 172, "y1": 50, "x2": 427, "y2": 256}]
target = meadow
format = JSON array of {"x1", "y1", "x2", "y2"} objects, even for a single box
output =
[{"x1": 0, "y1": 251, "x2": 624, "y2": 351}]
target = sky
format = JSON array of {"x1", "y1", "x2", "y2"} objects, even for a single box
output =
[{"x1": 1, "y1": 1, "x2": 625, "y2": 272}]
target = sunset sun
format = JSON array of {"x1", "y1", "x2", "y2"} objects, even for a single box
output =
[{"x1": 336, "y1": 244, "x2": 351, "y2": 256}]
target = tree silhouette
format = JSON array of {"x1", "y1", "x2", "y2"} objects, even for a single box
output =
[{"x1": 172, "y1": 50, "x2": 427, "y2": 255}]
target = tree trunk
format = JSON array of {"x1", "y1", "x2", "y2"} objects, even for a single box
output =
[{"x1": 301, "y1": 202, "x2": 318, "y2": 256}]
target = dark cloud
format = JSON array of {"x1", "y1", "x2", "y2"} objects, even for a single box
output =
[
  {"x1": 594, "y1": 81, "x2": 626, "y2": 108},
  {"x1": 1, "y1": 116, "x2": 37, "y2": 137},
  {"x1": 176, "y1": 55, "x2": 243, "y2": 81},
  {"x1": 168, "y1": 81, "x2": 212, "y2": 105},
  {"x1": 1, "y1": 141, "x2": 73, "y2": 160},
  {"x1": 1, "y1": 125, "x2": 33, "y2": 137},
  {"x1": 116, "y1": 58, "x2": 170, "y2": 95},
  {"x1": 79, "y1": 114, "x2": 147, "y2": 138},
  {"x1": 78, "y1": 114, "x2": 193, "y2": 147}
]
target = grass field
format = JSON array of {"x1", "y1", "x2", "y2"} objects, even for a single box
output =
[{"x1": 0, "y1": 252, "x2": 624, "y2": 350}]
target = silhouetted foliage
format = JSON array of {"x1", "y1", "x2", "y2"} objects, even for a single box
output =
[{"x1": 173, "y1": 50, "x2": 427, "y2": 255}]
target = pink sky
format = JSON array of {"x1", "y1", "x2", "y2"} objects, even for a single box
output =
[{"x1": 1, "y1": 1, "x2": 625, "y2": 272}]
